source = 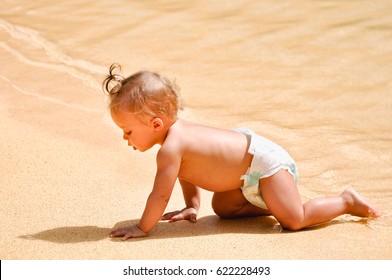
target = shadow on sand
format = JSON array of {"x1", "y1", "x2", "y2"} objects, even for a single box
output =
[
  {"x1": 19, "y1": 215, "x2": 370, "y2": 244},
  {"x1": 19, "y1": 215, "x2": 280, "y2": 243}
]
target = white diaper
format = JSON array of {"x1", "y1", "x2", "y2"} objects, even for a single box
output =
[{"x1": 235, "y1": 127, "x2": 299, "y2": 210}]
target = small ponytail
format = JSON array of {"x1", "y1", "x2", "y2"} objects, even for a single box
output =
[{"x1": 102, "y1": 63, "x2": 125, "y2": 95}]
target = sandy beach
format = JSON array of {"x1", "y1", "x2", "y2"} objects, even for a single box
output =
[{"x1": 1, "y1": 0, "x2": 391, "y2": 260}]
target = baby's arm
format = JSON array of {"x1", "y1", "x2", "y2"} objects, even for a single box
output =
[
  {"x1": 162, "y1": 179, "x2": 200, "y2": 223},
  {"x1": 110, "y1": 147, "x2": 180, "y2": 240}
]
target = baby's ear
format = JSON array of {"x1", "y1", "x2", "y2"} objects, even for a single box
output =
[{"x1": 151, "y1": 117, "x2": 164, "y2": 131}]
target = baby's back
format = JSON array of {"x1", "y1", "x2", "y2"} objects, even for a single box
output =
[{"x1": 168, "y1": 120, "x2": 253, "y2": 192}]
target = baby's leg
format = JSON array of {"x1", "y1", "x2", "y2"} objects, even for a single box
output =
[
  {"x1": 212, "y1": 189, "x2": 270, "y2": 219},
  {"x1": 260, "y1": 170, "x2": 380, "y2": 230}
]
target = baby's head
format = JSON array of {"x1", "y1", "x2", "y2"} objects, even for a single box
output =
[{"x1": 103, "y1": 63, "x2": 183, "y2": 121}]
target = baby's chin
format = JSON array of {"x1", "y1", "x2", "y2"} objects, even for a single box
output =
[
  {"x1": 132, "y1": 143, "x2": 158, "y2": 152},
  {"x1": 132, "y1": 146, "x2": 149, "y2": 152}
]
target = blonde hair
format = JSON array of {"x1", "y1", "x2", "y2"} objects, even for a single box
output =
[{"x1": 102, "y1": 63, "x2": 183, "y2": 119}]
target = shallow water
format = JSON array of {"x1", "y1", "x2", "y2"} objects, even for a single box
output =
[
  {"x1": 2, "y1": 0, "x2": 391, "y2": 185},
  {"x1": 1, "y1": 0, "x2": 391, "y2": 259}
]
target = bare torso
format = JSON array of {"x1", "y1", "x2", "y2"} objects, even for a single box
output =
[{"x1": 164, "y1": 119, "x2": 253, "y2": 192}]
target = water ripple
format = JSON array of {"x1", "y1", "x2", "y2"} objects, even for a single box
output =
[
  {"x1": 0, "y1": 74, "x2": 101, "y2": 113},
  {"x1": 0, "y1": 18, "x2": 105, "y2": 91}
]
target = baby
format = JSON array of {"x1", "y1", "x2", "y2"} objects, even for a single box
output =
[{"x1": 103, "y1": 64, "x2": 380, "y2": 240}]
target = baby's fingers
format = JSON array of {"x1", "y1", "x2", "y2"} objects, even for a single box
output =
[
  {"x1": 162, "y1": 210, "x2": 181, "y2": 220},
  {"x1": 122, "y1": 227, "x2": 148, "y2": 240},
  {"x1": 169, "y1": 212, "x2": 197, "y2": 223},
  {"x1": 189, "y1": 213, "x2": 197, "y2": 223},
  {"x1": 168, "y1": 213, "x2": 186, "y2": 223},
  {"x1": 109, "y1": 228, "x2": 127, "y2": 238},
  {"x1": 110, "y1": 226, "x2": 147, "y2": 240}
]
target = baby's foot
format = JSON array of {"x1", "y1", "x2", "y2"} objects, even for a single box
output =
[{"x1": 342, "y1": 188, "x2": 381, "y2": 218}]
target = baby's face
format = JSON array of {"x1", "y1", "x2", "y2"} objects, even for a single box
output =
[{"x1": 111, "y1": 110, "x2": 157, "y2": 152}]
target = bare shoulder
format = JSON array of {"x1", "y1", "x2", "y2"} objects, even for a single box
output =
[
  {"x1": 163, "y1": 119, "x2": 248, "y2": 156},
  {"x1": 156, "y1": 120, "x2": 188, "y2": 164},
  {"x1": 165, "y1": 119, "x2": 230, "y2": 143}
]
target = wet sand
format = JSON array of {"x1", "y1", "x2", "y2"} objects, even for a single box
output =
[{"x1": 1, "y1": 0, "x2": 391, "y2": 259}]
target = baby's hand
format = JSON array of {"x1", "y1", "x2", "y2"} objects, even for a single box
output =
[
  {"x1": 109, "y1": 225, "x2": 147, "y2": 240},
  {"x1": 162, "y1": 207, "x2": 198, "y2": 223}
]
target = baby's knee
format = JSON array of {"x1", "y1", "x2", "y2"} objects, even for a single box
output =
[
  {"x1": 211, "y1": 200, "x2": 232, "y2": 219},
  {"x1": 279, "y1": 214, "x2": 305, "y2": 231},
  {"x1": 282, "y1": 221, "x2": 303, "y2": 231},
  {"x1": 211, "y1": 195, "x2": 238, "y2": 219},
  {"x1": 213, "y1": 210, "x2": 233, "y2": 219}
]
